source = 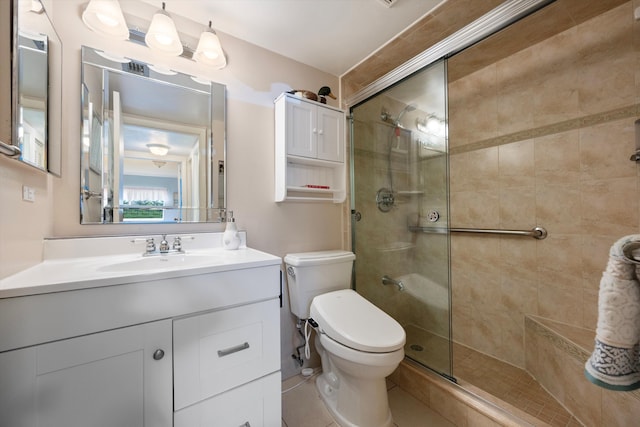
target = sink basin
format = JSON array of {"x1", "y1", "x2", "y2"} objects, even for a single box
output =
[{"x1": 97, "y1": 254, "x2": 219, "y2": 273}]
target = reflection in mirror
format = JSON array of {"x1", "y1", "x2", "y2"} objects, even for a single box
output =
[
  {"x1": 13, "y1": 0, "x2": 62, "y2": 173},
  {"x1": 80, "y1": 46, "x2": 226, "y2": 224}
]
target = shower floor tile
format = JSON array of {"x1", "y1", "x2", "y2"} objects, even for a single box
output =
[{"x1": 403, "y1": 325, "x2": 580, "y2": 427}]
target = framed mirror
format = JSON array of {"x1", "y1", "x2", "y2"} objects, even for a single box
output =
[
  {"x1": 12, "y1": 0, "x2": 62, "y2": 174},
  {"x1": 80, "y1": 46, "x2": 226, "y2": 224}
]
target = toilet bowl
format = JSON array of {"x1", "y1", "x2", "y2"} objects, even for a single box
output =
[
  {"x1": 284, "y1": 251, "x2": 406, "y2": 427},
  {"x1": 311, "y1": 289, "x2": 405, "y2": 427}
]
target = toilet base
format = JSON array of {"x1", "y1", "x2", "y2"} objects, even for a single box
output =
[{"x1": 316, "y1": 373, "x2": 393, "y2": 427}]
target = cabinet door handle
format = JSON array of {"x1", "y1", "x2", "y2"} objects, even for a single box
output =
[
  {"x1": 217, "y1": 342, "x2": 250, "y2": 357},
  {"x1": 153, "y1": 349, "x2": 165, "y2": 360},
  {"x1": 312, "y1": 127, "x2": 317, "y2": 134},
  {"x1": 318, "y1": 129, "x2": 324, "y2": 135}
]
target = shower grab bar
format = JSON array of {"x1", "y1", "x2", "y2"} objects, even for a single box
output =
[{"x1": 408, "y1": 225, "x2": 547, "y2": 240}]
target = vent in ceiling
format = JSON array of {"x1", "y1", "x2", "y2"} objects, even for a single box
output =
[{"x1": 377, "y1": 0, "x2": 401, "y2": 8}]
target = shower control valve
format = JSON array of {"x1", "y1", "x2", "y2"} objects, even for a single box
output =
[{"x1": 427, "y1": 210, "x2": 440, "y2": 222}]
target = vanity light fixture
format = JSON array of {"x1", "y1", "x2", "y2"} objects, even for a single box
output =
[
  {"x1": 145, "y1": 2, "x2": 183, "y2": 56},
  {"x1": 194, "y1": 21, "x2": 226, "y2": 69},
  {"x1": 82, "y1": 0, "x2": 129, "y2": 40},
  {"x1": 95, "y1": 50, "x2": 130, "y2": 64},
  {"x1": 148, "y1": 64, "x2": 177, "y2": 75},
  {"x1": 147, "y1": 143, "x2": 170, "y2": 156}
]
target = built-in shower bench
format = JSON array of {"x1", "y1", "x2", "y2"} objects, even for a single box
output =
[{"x1": 525, "y1": 315, "x2": 640, "y2": 426}]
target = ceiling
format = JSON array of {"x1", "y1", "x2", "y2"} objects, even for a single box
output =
[{"x1": 140, "y1": 0, "x2": 444, "y2": 76}]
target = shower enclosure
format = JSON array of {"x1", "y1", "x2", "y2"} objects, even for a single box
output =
[{"x1": 350, "y1": 60, "x2": 451, "y2": 377}]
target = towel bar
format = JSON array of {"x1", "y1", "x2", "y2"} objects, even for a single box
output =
[{"x1": 0, "y1": 140, "x2": 21, "y2": 158}]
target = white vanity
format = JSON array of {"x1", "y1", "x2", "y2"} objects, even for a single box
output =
[{"x1": 0, "y1": 233, "x2": 282, "y2": 427}]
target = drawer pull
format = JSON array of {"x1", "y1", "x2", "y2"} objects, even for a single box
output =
[
  {"x1": 217, "y1": 342, "x2": 250, "y2": 357},
  {"x1": 239, "y1": 423, "x2": 250, "y2": 427}
]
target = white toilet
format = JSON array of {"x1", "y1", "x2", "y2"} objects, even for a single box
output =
[{"x1": 284, "y1": 250, "x2": 406, "y2": 427}]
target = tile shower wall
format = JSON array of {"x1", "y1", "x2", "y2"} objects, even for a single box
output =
[{"x1": 448, "y1": 2, "x2": 640, "y2": 367}]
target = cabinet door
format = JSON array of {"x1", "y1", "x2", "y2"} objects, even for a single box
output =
[
  {"x1": 0, "y1": 320, "x2": 172, "y2": 427},
  {"x1": 316, "y1": 106, "x2": 344, "y2": 162},
  {"x1": 285, "y1": 98, "x2": 316, "y2": 158}
]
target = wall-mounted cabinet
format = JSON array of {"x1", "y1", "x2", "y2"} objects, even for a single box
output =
[{"x1": 275, "y1": 93, "x2": 346, "y2": 203}]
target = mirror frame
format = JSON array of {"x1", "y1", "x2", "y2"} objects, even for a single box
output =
[
  {"x1": 79, "y1": 46, "x2": 227, "y2": 224},
  {"x1": 10, "y1": 0, "x2": 62, "y2": 175}
]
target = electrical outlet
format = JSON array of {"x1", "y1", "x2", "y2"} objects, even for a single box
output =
[{"x1": 22, "y1": 185, "x2": 35, "y2": 202}]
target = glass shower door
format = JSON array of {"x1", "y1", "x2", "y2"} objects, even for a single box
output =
[{"x1": 350, "y1": 59, "x2": 452, "y2": 377}]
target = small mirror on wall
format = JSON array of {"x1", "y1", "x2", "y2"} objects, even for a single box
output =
[
  {"x1": 12, "y1": 0, "x2": 62, "y2": 175},
  {"x1": 80, "y1": 46, "x2": 226, "y2": 224}
]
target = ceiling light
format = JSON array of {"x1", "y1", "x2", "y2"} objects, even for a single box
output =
[
  {"x1": 82, "y1": 0, "x2": 129, "y2": 40},
  {"x1": 147, "y1": 143, "x2": 170, "y2": 156},
  {"x1": 145, "y1": 2, "x2": 183, "y2": 56},
  {"x1": 194, "y1": 21, "x2": 226, "y2": 69}
]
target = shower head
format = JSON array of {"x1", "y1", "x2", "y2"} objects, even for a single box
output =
[{"x1": 394, "y1": 103, "x2": 417, "y2": 126}]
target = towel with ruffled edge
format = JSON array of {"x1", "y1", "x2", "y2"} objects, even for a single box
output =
[{"x1": 585, "y1": 234, "x2": 640, "y2": 391}]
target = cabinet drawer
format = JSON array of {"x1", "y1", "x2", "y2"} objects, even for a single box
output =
[
  {"x1": 174, "y1": 371, "x2": 281, "y2": 427},
  {"x1": 173, "y1": 298, "x2": 280, "y2": 410}
]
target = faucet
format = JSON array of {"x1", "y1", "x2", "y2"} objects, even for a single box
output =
[
  {"x1": 132, "y1": 234, "x2": 194, "y2": 256},
  {"x1": 382, "y1": 275, "x2": 404, "y2": 291},
  {"x1": 159, "y1": 234, "x2": 170, "y2": 253}
]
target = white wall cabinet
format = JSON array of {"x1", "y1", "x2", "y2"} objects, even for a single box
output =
[
  {"x1": 0, "y1": 320, "x2": 173, "y2": 427},
  {"x1": 275, "y1": 93, "x2": 346, "y2": 202}
]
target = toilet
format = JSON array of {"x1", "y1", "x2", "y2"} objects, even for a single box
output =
[{"x1": 284, "y1": 250, "x2": 405, "y2": 427}]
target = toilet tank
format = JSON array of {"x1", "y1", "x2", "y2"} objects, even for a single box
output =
[{"x1": 284, "y1": 250, "x2": 355, "y2": 319}]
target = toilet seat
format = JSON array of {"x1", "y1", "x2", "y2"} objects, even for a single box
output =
[{"x1": 310, "y1": 289, "x2": 405, "y2": 353}]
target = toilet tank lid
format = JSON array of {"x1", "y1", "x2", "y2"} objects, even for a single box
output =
[
  {"x1": 284, "y1": 250, "x2": 355, "y2": 267},
  {"x1": 310, "y1": 289, "x2": 405, "y2": 353}
]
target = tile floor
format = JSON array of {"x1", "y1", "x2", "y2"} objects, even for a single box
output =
[
  {"x1": 404, "y1": 325, "x2": 581, "y2": 427},
  {"x1": 281, "y1": 372, "x2": 454, "y2": 427}
]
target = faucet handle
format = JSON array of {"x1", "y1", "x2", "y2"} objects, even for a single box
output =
[
  {"x1": 172, "y1": 236, "x2": 182, "y2": 252},
  {"x1": 131, "y1": 237, "x2": 156, "y2": 254},
  {"x1": 146, "y1": 238, "x2": 156, "y2": 254},
  {"x1": 172, "y1": 235, "x2": 194, "y2": 252}
]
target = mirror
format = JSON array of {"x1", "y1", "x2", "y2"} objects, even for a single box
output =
[
  {"x1": 12, "y1": 0, "x2": 62, "y2": 174},
  {"x1": 80, "y1": 46, "x2": 226, "y2": 224}
]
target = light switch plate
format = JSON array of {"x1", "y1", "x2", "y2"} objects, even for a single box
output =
[{"x1": 22, "y1": 185, "x2": 35, "y2": 202}]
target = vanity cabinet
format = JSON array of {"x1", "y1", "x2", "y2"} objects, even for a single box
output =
[
  {"x1": 275, "y1": 92, "x2": 346, "y2": 202},
  {"x1": 0, "y1": 239, "x2": 282, "y2": 427},
  {"x1": 0, "y1": 320, "x2": 173, "y2": 427}
]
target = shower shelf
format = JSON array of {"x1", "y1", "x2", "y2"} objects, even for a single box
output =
[
  {"x1": 377, "y1": 242, "x2": 415, "y2": 252},
  {"x1": 396, "y1": 190, "x2": 424, "y2": 196}
]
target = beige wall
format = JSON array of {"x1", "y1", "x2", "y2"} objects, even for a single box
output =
[
  {"x1": 1, "y1": 0, "x2": 344, "y2": 265},
  {"x1": 0, "y1": 0, "x2": 344, "y2": 378},
  {"x1": 448, "y1": 2, "x2": 640, "y2": 368}
]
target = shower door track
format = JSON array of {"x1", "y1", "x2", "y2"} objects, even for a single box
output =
[{"x1": 408, "y1": 226, "x2": 547, "y2": 240}]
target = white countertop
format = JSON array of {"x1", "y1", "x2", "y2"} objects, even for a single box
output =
[{"x1": 0, "y1": 232, "x2": 282, "y2": 299}]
